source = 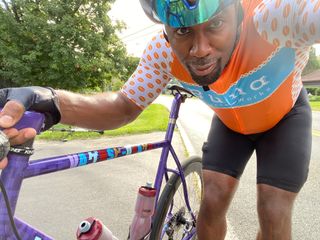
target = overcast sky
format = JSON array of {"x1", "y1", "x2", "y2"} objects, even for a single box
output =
[
  {"x1": 109, "y1": 0, "x2": 162, "y2": 57},
  {"x1": 109, "y1": 0, "x2": 320, "y2": 57}
]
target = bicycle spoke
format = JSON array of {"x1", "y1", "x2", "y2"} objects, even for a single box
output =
[{"x1": 162, "y1": 169, "x2": 202, "y2": 239}]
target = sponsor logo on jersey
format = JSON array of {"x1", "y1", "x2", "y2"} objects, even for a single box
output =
[{"x1": 180, "y1": 47, "x2": 295, "y2": 108}]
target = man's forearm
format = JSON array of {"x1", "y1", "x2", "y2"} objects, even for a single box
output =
[{"x1": 56, "y1": 90, "x2": 142, "y2": 130}]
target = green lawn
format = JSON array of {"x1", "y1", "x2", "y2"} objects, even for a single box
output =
[
  {"x1": 38, "y1": 104, "x2": 169, "y2": 141},
  {"x1": 37, "y1": 100, "x2": 320, "y2": 141},
  {"x1": 310, "y1": 101, "x2": 320, "y2": 111}
]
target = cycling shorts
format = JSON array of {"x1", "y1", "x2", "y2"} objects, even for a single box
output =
[{"x1": 202, "y1": 88, "x2": 312, "y2": 193}]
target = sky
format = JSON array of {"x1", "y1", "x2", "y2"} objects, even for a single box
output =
[
  {"x1": 314, "y1": 44, "x2": 320, "y2": 56},
  {"x1": 109, "y1": 0, "x2": 162, "y2": 57},
  {"x1": 109, "y1": 0, "x2": 320, "y2": 57}
]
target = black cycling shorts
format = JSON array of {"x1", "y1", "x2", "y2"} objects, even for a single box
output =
[{"x1": 202, "y1": 88, "x2": 312, "y2": 193}]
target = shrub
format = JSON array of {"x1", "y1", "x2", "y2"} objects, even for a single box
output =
[{"x1": 306, "y1": 87, "x2": 319, "y2": 95}]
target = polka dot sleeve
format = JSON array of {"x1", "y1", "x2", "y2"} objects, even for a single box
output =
[
  {"x1": 120, "y1": 32, "x2": 174, "y2": 109},
  {"x1": 253, "y1": 0, "x2": 320, "y2": 48}
]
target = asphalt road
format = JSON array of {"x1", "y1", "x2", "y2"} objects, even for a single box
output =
[
  {"x1": 156, "y1": 95, "x2": 320, "y2": 240},
  {"x1": 313, "y1": 111, "x2": 320, "y2": 131}
]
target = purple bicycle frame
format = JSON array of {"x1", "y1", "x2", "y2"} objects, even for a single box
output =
[{"x1": 0, "y1": 92, "x2": 195, "y2": 240}]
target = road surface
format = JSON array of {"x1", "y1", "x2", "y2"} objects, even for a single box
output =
[{"x1": 156, "y1": 95, "x2": 320, "y2": 240}]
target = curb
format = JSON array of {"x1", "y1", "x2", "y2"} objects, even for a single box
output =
[{"x1": 175, "y1": 119, "x2": 196, "y2": 156}]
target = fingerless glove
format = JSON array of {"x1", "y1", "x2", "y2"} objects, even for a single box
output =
[{"x1": 0, "y1": 87, "x2": 61, "y2": 130}]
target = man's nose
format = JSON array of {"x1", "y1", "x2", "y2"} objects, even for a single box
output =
[{"x1": 189, "y1": 33, "x2": 212, "y2": 58}]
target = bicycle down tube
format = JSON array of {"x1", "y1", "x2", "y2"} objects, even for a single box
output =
[{"x1": 0, "y1": 88, "x2": 192, "y2": 239}]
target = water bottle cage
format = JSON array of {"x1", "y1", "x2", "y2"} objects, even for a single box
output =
[{"x1": 9, "y1": 146, "x2": 34, "y2": 156}]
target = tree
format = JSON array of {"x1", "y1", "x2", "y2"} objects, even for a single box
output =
[
  {"x1": 108, "y1": 55, "x2": 140, "y2": 91},
  {"x1": 302, "y1": 47, "x2": 320, "y2": 76},
  {"x1": 0, "y1": 0, "x2": 130, "y2": 90},
  {"x1": 121, "y1": 55, "x2": 140, "y2": 79}
]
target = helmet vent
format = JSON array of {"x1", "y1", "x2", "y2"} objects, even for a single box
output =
[{"x1": 183, "y1": 0, "x2": 198, "y2": 9}]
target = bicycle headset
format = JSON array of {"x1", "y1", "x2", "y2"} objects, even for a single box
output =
[{"x1": 139, "y1": 0, "x2": 238, "y2": 28}]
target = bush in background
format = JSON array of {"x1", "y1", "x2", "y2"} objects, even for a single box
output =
[{"x1": 306, "y1": 87, "x2": 320, "y2": 96}]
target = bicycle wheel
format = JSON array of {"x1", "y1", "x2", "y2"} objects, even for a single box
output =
[{"x1": 150, "y1": 156, "x2": 203, "y2": 240}]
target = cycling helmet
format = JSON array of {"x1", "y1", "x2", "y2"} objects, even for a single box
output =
[{"x1": 140, "y1": 0, "x2": 236, "y2": 28}]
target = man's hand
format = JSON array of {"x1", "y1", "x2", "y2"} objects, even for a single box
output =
[
  {"x1": 0, "y1": 87, "x2": 61, "y2": 130},
  {"x1": 0, "y1": 101, "x2": 38, "y2": 143},
  {"x1": 0, "y1": 87, "x2": 61, "y2": 169},
  {"x1": 0, "y1": 101, "x2": 37, "y2": 169}
]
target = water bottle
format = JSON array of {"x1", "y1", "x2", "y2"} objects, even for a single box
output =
[
  {"x1": 76, "y1": 217, "x2": 118, "y2": 240},
  {"x1": 128, "y1": 183, "x2": 156, "y2": 240}
]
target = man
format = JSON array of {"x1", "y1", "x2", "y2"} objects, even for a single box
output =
[{"x1": 0, "y1": 0, "x2": 318, "y2": 239}]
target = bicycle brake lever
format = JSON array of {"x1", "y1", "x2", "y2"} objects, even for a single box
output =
[
  {"x1": 0, "y1": 110, "x2": 45, "y2": 161},
  {"x1": 0, "y1": 131, "x2": 10, "y2": 161}
]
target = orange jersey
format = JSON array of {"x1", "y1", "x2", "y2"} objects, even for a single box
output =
[{"x1": 121, "y1": 0, "x2": 320, "y2": 134}]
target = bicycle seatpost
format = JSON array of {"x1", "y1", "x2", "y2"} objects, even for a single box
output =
[{"x1": 0, "y1": 111, "x2": 44, "y2": 238}]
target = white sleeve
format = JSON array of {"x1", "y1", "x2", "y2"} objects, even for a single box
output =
[
  {"x1": 253, "y1": 0, "x2": 320, "y2": 48},
  {"x1": 120, "y1": 32, "x2": 174, "y2": 109}
]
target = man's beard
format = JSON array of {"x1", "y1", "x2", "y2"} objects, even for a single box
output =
[{"x1": 186, "y1": 58, "x2": 222, "y2": 86}]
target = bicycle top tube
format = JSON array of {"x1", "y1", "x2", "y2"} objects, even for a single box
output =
[{"x1": 0, "y1": 85, "x2": 192, "y2": 239}]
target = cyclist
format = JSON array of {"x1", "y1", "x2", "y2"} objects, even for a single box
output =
[{"x1": 0, "y1": 0, "x2": 319, "y2": 239}]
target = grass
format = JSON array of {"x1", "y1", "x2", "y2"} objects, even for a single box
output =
[
  {"x1": 37, "y1": 104, "x2": 169, "y2": 141},
  {"x1": 310, "y1": 101, "x2": 320, "y2": 111},
  {"x1": 36, "y1": 99, "x2": 320, "y2": 141}
]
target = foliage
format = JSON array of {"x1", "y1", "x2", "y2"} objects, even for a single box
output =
[
  {"x1": 109, "y1": 55, "x2": 140, "y2": 91},
  {"x1": 109, "y1": 78, "x2": 124, "y2": 91},
  {"x1": 306, "y1": 87, "x2": 320, "y2": 96},
  {"x1": 303, "y1": 47, "x2": 320, "y2": 76},
  {"x1": 0, "y1": 0, "x2": 132, "y2": 90},
  {"x1": 38, "y1": 104, "x2": 169, "y2": 140},
  {"x1": 121, "y1": 55, "x2": 140, "y2": 80}
]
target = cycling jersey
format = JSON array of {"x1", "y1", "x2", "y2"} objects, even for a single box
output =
[{"x1": 121, "y1": 0, "x2": 320, "y2": 134}]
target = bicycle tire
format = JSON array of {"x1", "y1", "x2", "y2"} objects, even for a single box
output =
[{"x1": 150, "y1": 156, "x2": 203, "y2": 240}]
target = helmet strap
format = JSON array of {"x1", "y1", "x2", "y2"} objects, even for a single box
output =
[{"x1": 163, "y1": 30, "x2": 170, "y2": 43}]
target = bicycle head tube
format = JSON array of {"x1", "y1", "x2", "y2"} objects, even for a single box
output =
[{"x1": 0, "y1": 110, "x2": 45, "y2": 239}]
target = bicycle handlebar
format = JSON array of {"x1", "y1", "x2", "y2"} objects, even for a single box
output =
[{"x1": 0, "y1": 110, "x2": 45, "y2": 162}]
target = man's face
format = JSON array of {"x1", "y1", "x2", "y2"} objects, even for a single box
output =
[{"x1": 165, "y1": 4, "x2": 240, "y2": 86}]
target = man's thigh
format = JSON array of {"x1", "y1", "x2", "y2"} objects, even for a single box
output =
[
  {"x1": 202, "y1": 116, "x2": 254, "y2": 179},
  {"x1": 255, "y1": 89, "x2": 312, "y2": 193}
]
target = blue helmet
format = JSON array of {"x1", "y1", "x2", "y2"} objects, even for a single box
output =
[{"x1": 140, "y1": 0, "x2": 236, "y2": 28}]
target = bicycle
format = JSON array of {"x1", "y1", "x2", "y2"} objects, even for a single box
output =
[{"x1": 0, "y1": 85, "x2": 203, "y2": 240}]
